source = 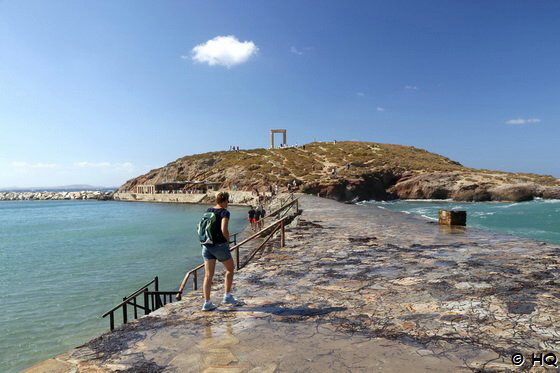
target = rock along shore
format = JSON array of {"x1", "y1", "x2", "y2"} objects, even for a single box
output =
[
  {"x1": 25, "y1": 194, "x2": 560, "y2": 372},
  {"x1": 0, "y1": 191, "x2": 113, "y2": 201}
]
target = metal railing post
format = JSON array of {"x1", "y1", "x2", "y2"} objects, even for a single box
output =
[
  {"x1": 236, "y1": 247, "x2": 240, "y2": 270},
  {"x1": 154, "y1": 276, "x2": 160, "y2": 309},
  {"x1": 144, "y1": 289, "x2": 150, "y2": 315},
  {"x1": 193, "y1": 270, "x2": 198, "y2": 290},
  {"x1": 122, "y1": 297, "x2": 128, "y2": 324},
  {"x1": 110, "y1": 312, "x2": 115, "y2": 331}
]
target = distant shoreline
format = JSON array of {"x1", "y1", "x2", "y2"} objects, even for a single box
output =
[{"x1": 0, "y1": 190, "x2": 113, "y2": 201}]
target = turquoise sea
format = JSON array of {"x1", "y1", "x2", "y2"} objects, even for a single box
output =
[
  {"x1": 361, "y1": 198, "x2": 560, "y2": 244},
  {"x1": 0, "y1": 200, "x2": 248, "y2": 373}
]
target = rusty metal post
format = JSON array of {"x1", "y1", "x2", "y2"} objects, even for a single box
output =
[
  {"x1": 236, "y1": 247, "x2": 240, "y2": 270},
  {"x1": 122, "y1": 297, "x2": 128, "y2": 324},
  {"x1": 438, "y1": 210, "x2": 467, "y2": 226},
  {"x1": 193, "y1": 270, "x2": 198, "y2": 290},
  {"x1": 280, "y1": 220, "x2": 285, "y2": 247}
]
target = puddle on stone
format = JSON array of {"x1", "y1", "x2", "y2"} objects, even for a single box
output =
[
  {"x1": 147, "y1": 318, "x2": 497, "y2": 373},
  {"x1": 370, "y1": 266, "x2": 402, "y2": 278}
]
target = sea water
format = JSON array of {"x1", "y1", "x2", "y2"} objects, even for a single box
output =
[
  {"x1": 0, "y1": 200, "x2": 248, "y2": 373},
  {"x1": 361, "y1": 198, "x2": 560, "y2": 244}
]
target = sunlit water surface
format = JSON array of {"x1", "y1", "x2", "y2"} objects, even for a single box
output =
[
  {"x1": 0, "y1": 200, "x2": 248, "y2": 373},
  {"x1": 360, "y1": 198, "x2": 560, "y2": 244}
]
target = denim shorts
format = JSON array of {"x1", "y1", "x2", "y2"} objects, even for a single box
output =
[{"x1": 202, "y1": 242, "x2": 232, "y2": 262}]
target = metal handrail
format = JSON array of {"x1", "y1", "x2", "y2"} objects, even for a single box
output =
[
  {"x1": 230, "y1": 232, "x2": 238, "y2": 245},
  {"x1": 258, "y1": 196, "x2": 298, "y2": 226},
  {"x1": 102, "y1": 276, "x2": 160, "y2": 331},
  {"x1": 101, "y1": 195, "x2": 298, "y2": 331},
  {"x1": 242, "y1": 224, "x2": 281, "y2": 266},
  {"x1": 103, "y1": 277, "x2": 158, "y2": 317},
  {"x1": 175, "y1": 197, "x2": 299, "y2": 299},
  {"x1": 176, "y1": 215, "x2": 291, "y2": 298},
  {"x1": 255, "y1": 199, "x2": 297, "y2": 230},
  {"x1": 122, "y1": 277, "x2": 158, "y2": 301},
  {"x1": 266, "y1": 196, "x2": 296, "y2": 217}
]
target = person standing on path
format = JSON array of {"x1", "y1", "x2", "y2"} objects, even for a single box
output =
[
  {"x1": 201, "y1": 192, "x2": 238, "y2": 311},
  {"x1": 248, "y1": 205, "x2": 256, "y2": 231},
  {"x1": 254, "y1": 205, "x2": 262, "y2": 231},
  {"x1": 176, "y1": 192, "x2": 238, "y2": 310},
  {"x1": 257, "y1": 205, "x2": 266, "y2": 230}
]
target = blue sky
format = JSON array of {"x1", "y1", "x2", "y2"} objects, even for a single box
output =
[{"x1": 1, "y1": 0, "x2": 559, "y2": 188}]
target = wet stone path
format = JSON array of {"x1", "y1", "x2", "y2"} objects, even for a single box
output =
[{"x1": 27, "y1": 195, "x2": 560, "y2": 372}]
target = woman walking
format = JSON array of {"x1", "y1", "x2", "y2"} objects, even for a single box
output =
[
  {"x1": 175, "y1": 191, "x2": 238, "y2": 310},
  {"x1": 200, "y1": 192, "x2": 238, "y2": 310}
]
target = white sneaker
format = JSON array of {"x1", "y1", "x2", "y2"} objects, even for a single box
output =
[
  {"x1": 223, "y1": 294, "x2": 238, "y2": 305},
  {"x1": 202, "y1": 301, "x2": 217, "y2": 311}
]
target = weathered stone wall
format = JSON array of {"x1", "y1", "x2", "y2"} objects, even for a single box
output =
[
  {"x1": 113, "y1": 191, "x2": 257, "y2": 205},
  {"x1": 113, "y1": 192, "x2": 206, "y2": 204}
]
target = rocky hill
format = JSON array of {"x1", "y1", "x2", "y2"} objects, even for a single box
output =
[{"x1": 118, "y1": 141, "x2": 560, "y2": 202}]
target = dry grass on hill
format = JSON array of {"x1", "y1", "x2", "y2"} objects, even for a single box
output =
[{"x1": 119, "y1": 141, "x2": 559, "y2": 192}]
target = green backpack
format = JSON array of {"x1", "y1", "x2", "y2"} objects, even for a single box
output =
[{"x1": 197, "y1": 211, "x2": 216, "y2": 245}]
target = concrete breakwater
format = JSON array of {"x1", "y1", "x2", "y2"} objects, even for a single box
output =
[
  {"x1": 24, "y1": 194, "x2": 560, "y2": 372},
  {"x1": 0, "y1": 191, "x2": 113, "y2": 201}
]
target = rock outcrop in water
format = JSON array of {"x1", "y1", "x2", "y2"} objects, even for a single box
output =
[
  {"x1": 118, "y1": 141, "x2": 560, "y2": 202},
  {"x1": 388, "y1": 173, "x2": 555, "y2": 202}
]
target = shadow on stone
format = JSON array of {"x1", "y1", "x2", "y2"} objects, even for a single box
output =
[
  {"x1": 220, "y1": 302, "x2": 346, "y2": 318},
  {"x1": 115, "y1": 361, "x2": 165, "y2": 373}
]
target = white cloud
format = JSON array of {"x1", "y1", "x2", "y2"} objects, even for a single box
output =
[
  {"x1": 74, "y1": 161, "x2": 111, "y2": 168},
  {"x1": 404, "y1": 85, "x2": 419, "y2": 90},
  {"x1": 290, "y1": 46, "x2": 313, "y2": 55},
  {"x1": 188, "y1": 35, "x2": 258, "y2": 68},
  {"x1": 505, "y1": 118, "x2": 541, "y2": 125},
  {"x1": 290, "y1": 46, "x2": 303, "y2": 55},
  {"x1": 114, "y1": 162, "x2": 135, "y2": 172},
  {"x1": 73, "y1": 161, "x2": 135, "y2": 173},
  {"x1": 376, "y1": 107, "x2": 385, "y2": 112},
  {"x1": 10, "y1": 161, "x2": 29, "y2": 168}
]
